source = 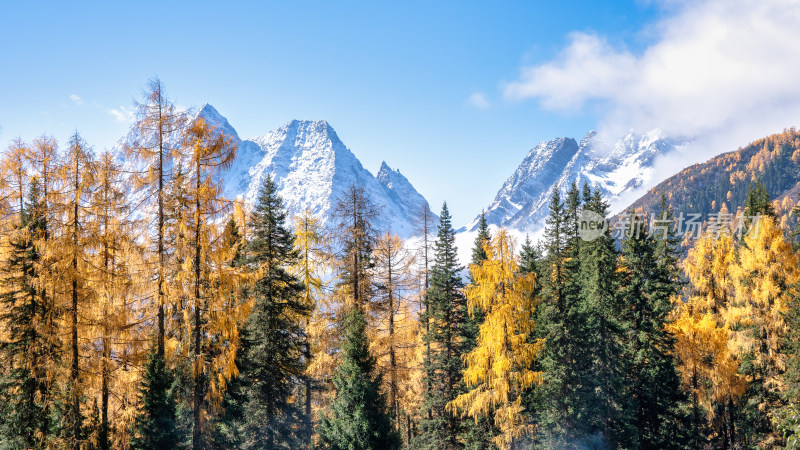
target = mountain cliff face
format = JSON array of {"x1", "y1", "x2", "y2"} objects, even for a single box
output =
[
  {"x1": 468, "y1": 129, "x2": 676, "y2": 232},
  {"x1": 114, "y1": 104, "x2": 436, "y2": 238}
]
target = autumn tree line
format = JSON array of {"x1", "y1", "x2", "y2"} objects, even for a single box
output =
[{"x1": 3, "y1": 79, "x2": 800, "y2": 449}]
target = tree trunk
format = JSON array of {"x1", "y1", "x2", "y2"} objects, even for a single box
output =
[
  {"x1": 71, "y1": 161, "x2": 81, "y2": 445},
  {"x1": 157, "y1": 101, "x2": 166, "y2": 358},
  {"x1": 193, "y1": 163, "x2": 203, "y2": 449}
]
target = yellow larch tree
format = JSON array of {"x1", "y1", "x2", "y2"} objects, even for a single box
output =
[
  {"x1": 293, "y1": 209, "x2": 326, "y2": 436},
  {"x1": 29, "y1": 135, "x2": 61, "y2": 228},
  {"x1": 28, "y1": 135, "x2": 62, "y2": 329},
  {"x1": 677, "y1": 228, "x2": 743, "y2": 441},
  {"x1": 730, "y1": 215, "x2": 799, "y2": 420},
  {"x1": 125, "y1": 78, "x2": 185, "y2": 358},
  {"x1": 372, "y1": 231, "x2": 418, "y2": 437},
  {"x1": 85, "y1": 150, "x2": 147, "y2": 449},
  {"x1": 54, "y1": 132, "x2": 96, "y2": 446},
  {"x1": 178, "y1": 117, "x2": 241, "y2": 447},
  {"x1": 668, "y1": 307, "x2": 742, "y2": 438},
  {"x1": 447, "y1": 229, "x2": 543, "y2": 450},
  {"x1": 2, "y1": 139, "x2": 29, "y2": 227}
]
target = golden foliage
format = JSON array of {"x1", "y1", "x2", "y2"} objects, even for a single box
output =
[
  {"x1": 371, "y1": 232, "x2": 419, "y2": 430},
  {"x1": 447, "y1": 230, "x2": 543, "y2": 449},
  {"x1": 730, "y1": 216, "x2": 799, "y2": 392}
]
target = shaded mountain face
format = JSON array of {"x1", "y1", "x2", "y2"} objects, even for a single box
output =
[
  {"x1": 468, "y1": 129, "x2": 676, "y2": 233},
  {"x1": 114, "y1": 104, "x2": 437, "y2": 238}
]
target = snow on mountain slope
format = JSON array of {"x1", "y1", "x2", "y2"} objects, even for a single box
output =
[
  {"x1": 113, "y1": 104, "x2": 436, "y2": 238},
  {"x1": 241, "y1": 119, "x2": 437, "y2": 236},
  {"x1": 468, "y1": 130, "x2": 677, "y2": 233},
  {"x1": 376, "y1": 161, "x2": 435, "y2": 229}
]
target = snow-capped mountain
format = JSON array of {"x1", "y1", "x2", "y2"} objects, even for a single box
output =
[
  {"x1": 238, "y1": 118, "x2": 436, "y2": 236},
  {"x1": 468, "y1": 130, "x2": 676, "y2": 233},
  {"x1": 114, "y1": 104, "x2": 436, "y2": 238}
]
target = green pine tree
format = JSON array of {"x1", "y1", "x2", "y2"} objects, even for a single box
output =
[
  {"x1": 744, "y1": 177, "x2": 775, "y2": 218},
  {"x1": 0, "y1": 178, "x2": 59, "y2": 449},
  {"x1": 414, "y1": 203, "x2": 472, "y2": 450},
  {"x1": 222, "y1": 174, "x2": 311, "y2": 449},
  {"x1": 618, "y1": 210, "x2": 686, "y2": 449},
  {"x1": 577, "y1": 187, "x2": 632, "y2": 447},
  {"x1": 317, "y1": 307, "x2": 400, "y2": 450},
  {"x1": 536, "y1": 185, "x2": 591, "y2": 446},
  {"x1": 130, "y1": 345, "x2": 180, "y2": 450},
  {"x1": 471, "y1": 211, "x2": 491, "y2": 265},
  {"x1": 518, "y1": 235, "x2": 542, "y2": 277}
]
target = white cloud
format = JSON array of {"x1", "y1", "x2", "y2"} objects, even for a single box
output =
[
  {"x1": 109, "y1": 106, "x2": 134, "y2": 123},
  {"x1": 467, "y1": 92, "x2": 491, "y2": 109},
  {"x1": 69, "y1": 94, "x2": 83, "y2": 106},
  {"x1": 504, "y1": 0, "x2": 800, "y2": 163}
]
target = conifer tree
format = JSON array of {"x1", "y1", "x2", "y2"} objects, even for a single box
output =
[
  {"x1": 157, "y1": 117, "x2": 247, "y2": 448},
  {"x1": 125, "y1": 77, "x2": 185, "y2": 358},
  {"x1": 333, "y1": 185, "x2": 378, "y2": 311},
  {"x1": 730, "y1": 214, "x2": 798, "y2": 446},
  {"x1": 58, "y1": 132, "x2": 95, "y2": 447},
  {"x1": 29, "y1": 135, "x2": 60, "y2": 228},
  {"x1": 744, "y1": 177, "x2": 775, "y2": 218},
  {"x1": 0, "y1": 178, "x2": 59, "y2": 449},
  {"x1": 618, "y1": 212, "x2": 685, "y2": 449},
  {"x1": 372, "y1": 231, "x2": 417, "y2": 434},
  {"x1": 2, "y1": 138, "x2": 29, "y2": 218},
  {"x1": 577, "y1": 188, "x2": 631, "y2": 447},
  {"x1": 223, "y1": 174, "x2": 311, "y2": 449},
  {"x1": 208, "y1": 217, "x2": 247, "y2": 449},
  {"x1": 472, "y1": 211, "x2": 491, "y2": 265},
  {"x1": 518, "y1": 236, "x2": 541, "y2": 277},
  {"x1": 460, "y1": 208, "x2": 496, "y2": 449},
  {"x1": 413, "y1": 202, "x2": 435, "y2": 442},
  {"x1": 87, "y1": 151, "x2": 143, "y2": 449},
  {"x1": 414, "y1": 203, "x2": 470, "y2": 449},
  {"x1": 678, "y1": 223, "x2": 742, "y2": 446},
  {"x1": 317, "y1": 306, "x2": 400, "y2": 449},
  {"x1": 293, "y1": 209, "x2": 326, "y2": 445},
  {"x1": 448, "y1": 230, "x2": 543, "y2": 450},
  {"x1": 415, "y1": 203, "x2": 435, "y2": 310},
  {"x1": 130, "y1": 346, "x2": 180, "y2": 450},
  {"x1": 536, "y1": 187, "x2": 588, "y2": 444}
]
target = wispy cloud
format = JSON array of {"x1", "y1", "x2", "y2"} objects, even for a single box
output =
[
  {"x1": 69, "y1": 94, "x2": 83, "y2": 106},
  {"x1": 109, "y1": 106, "x2": 134, "y2": 123},
  {"x1": 504, "y1": 0, "x2": 800, "y2": 162},
  {"x1": 467, "y1": 92, "x2": 491, "y2": 109}
]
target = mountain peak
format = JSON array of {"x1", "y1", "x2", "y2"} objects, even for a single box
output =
[
  {"x1": 375, "y1": 161, "x2": 438, "y2": 228},
  {"x1": 194, "y1": 103, "x2": 240, "y2": 141},
  {"x1": 580, "y1": 130, "x2": 598, "y2": 148},
  {"x1": 284, "y1": 119, "x2": 334, "y2": 133},
  {"x1": 242, "y1": 119, "x2": 435, "y2": 237},
  {"x1": 470, "y1": 130, "x2": 676, "y2": 232}
]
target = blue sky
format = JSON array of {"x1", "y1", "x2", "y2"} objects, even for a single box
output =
[{"x1": 2, "y1": 0, "x2": 798, "y2": 226}]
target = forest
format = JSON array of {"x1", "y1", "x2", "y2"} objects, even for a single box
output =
[{"x1": 4, "y1": 80, "x2": 800, "y2": 450}]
